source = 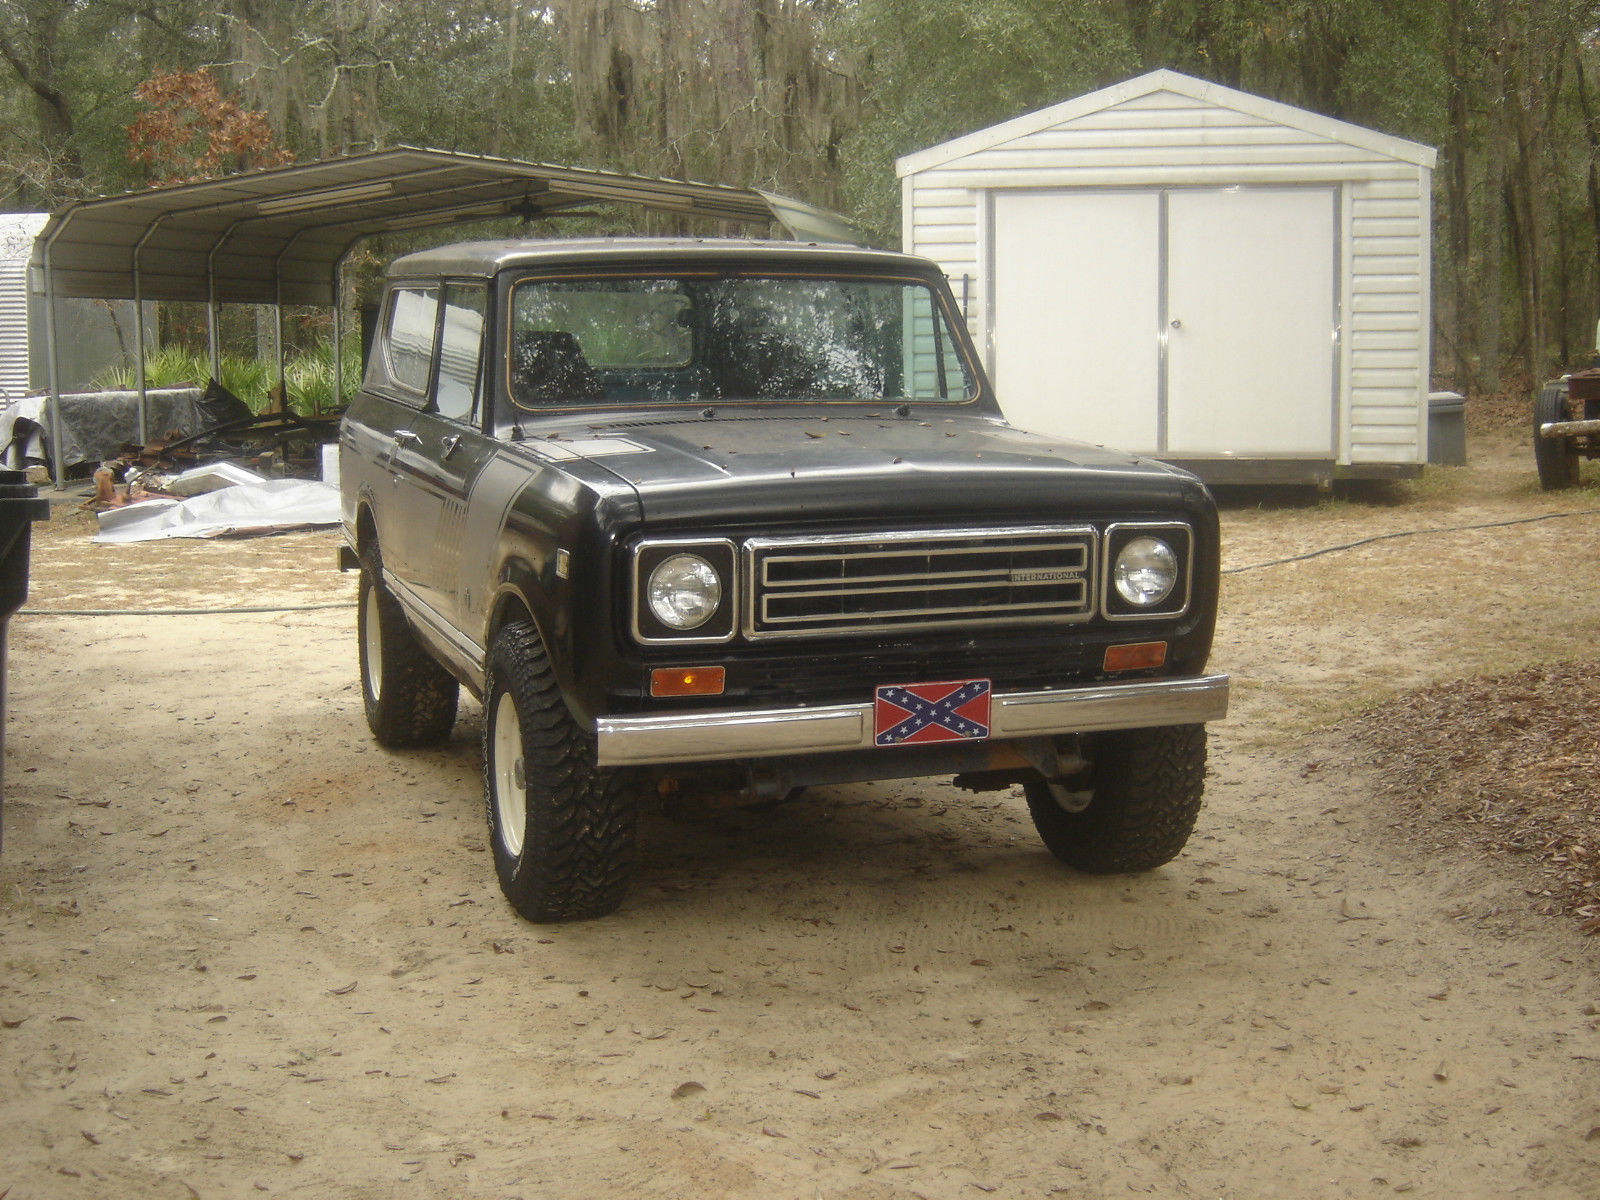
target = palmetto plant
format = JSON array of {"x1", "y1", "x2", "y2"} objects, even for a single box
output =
[{"x1": 93, "y1": 344, "x2": 359, "y2": 416}]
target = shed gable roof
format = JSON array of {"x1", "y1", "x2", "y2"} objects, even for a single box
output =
[{"x1": 896, "y1": 69, "x2": 1436, "y2": 177}]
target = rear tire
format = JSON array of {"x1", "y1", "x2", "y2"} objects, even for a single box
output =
[
  {"x1": 1023, "y1": 724, "x2": 1206, "y2": 873},
  {"x1": 1534, "y1": 382, "x2": 1579, "y2": 491},
  {"x1": 357, "y1": 544, "x2": 459, "y2": 746},
  {"x1": 483, "y1": 622, "x2": 638, "y2": 922}
]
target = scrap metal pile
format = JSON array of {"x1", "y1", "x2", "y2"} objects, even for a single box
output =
[
  {"x1": 81, "y1": 381, "x2": 341, "y2": 542},
  {"x1": 85, "y1": 380, "x2": 336, "y2": 509}
]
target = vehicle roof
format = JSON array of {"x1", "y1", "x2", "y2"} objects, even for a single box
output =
[{"x1": 384, "y1": 237, "x2": 934, "y2": 279}]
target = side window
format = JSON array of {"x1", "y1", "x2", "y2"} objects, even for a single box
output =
[
  {"x1": 384, "y1": 285, "x2": 439, "y2": 396},
  {"x1": 435, "y1": 283, "x2": 486, "y2": 422}
]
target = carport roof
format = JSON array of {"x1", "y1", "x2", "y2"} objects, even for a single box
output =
[{"x1": 33, "y1": 146, "x2": 859, "y2": 306}]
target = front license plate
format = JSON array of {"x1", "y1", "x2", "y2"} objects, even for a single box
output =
[{"x1": 873, "y1": 679, "x2": 992, "y2": 747}]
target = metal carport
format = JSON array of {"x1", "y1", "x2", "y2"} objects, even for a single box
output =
[{"x1": 30, "y1": 146, "x2": 858, "y2": 486}]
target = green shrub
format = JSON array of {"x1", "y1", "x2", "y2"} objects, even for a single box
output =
[{"x1": 91, "y1": 343, "x2": 360, "y2": 416}]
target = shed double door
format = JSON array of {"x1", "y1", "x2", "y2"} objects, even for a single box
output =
[{"x1": 991, "y1": 187, "x2": 1337, "y2": 458}]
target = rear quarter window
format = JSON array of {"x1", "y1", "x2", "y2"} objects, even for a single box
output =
[{"x1": 383, "y1": 285, "x2": 439, "y2": 395}]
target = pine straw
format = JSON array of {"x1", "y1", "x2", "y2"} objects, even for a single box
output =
[{"x1": 1347, "y1": 661, "x2": 1600, "y2": 934}]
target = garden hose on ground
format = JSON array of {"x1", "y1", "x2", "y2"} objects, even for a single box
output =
[
  {"x1": 1222, "y1": 506, "x2": 1600, "y2": 575},
  {"x1": 18, "y1": 601, "x2": 352, "y2": 616},
  {"x1": 16, "y1": 507, "x2": 1600, "y2": 612}
]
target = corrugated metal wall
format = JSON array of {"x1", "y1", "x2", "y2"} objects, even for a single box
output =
[
  {"x1": 901, "y1": 78, "x2": 1433, "y2": 470},
  {"x1": 0, "y1": 258, "x2": 28, "y2": 398},
  {"x1": 0, "y1": 215, "x2": 48, "y2": 400}
]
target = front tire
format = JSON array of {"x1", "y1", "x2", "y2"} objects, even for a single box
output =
[
  {"x1": 1534, "y1": 382, "x2": 1579, "y2": 491},
  {"x1": 483, "y1": 622, "x2": 639, "y2": 922},
  {"x1": 357, "y1": 544, "x2": 459, "y2": 746},
  {"x1": 1023, "y1": 724, "x2": 1206, "y2": 873}
]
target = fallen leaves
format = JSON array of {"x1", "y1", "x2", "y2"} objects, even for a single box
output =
[{"x1": 1347, "y1": 660, "x2": 1600, "y2": 932}]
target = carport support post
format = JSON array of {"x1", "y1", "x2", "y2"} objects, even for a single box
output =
[
  {"x1": 206, "y1": 299, "x2": 219, "y2": 383},
  {"x1": 273, "y1": 274, "x2": 285, "y2": 409},
  {"x1": 132, "y1": 268, "x2": 148, "y2": 446},
  {"x1": 40, "y1": 231, "x2": 65, "y2": 490},
  {"x1": 205, "y1": 220, "x2": 220, "y2": 385},
  {"x1": 331, "y1": 297, "x2": 342, "y2": 415},
  {"x1": 331, "y1": 245, "x2": 355, "y2": 412},
  {"x1": 129, "y1": 213, "x2": 172, "y2": 450}
]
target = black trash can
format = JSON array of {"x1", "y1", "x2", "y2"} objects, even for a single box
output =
[
  {"x1": 1428, "y1": 391, "x2": 1467, "y2": 466},
  {"x1": 0, "y1": 470, "x2": 50, "y2": 857}
]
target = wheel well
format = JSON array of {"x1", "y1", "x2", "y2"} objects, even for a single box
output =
[
  {"x1": 355, "y1": 504, "x2": 377, "y2": 556},
  {"x1": 489, "y1": 592, "x2": 537, "y2": 647}
]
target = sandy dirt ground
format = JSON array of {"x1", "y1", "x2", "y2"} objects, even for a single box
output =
[{"x1": 2, "y1": 422, "x2": 1598, "y2": 1199}]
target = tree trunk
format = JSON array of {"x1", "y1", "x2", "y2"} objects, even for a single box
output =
[
  {"x1": 1442, "y1": 0, "x2": 1475, "y2": 387},
  {"x1": 1479, "y1": 0, "x2": 1510, "y2": 393},
  {"x1": 0, "y1": 1, "x2": 84, "y2": 189}
]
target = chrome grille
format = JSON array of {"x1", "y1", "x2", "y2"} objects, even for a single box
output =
[{"x1": 744, "y1": 526, "x2": 1097, "y2": 638}]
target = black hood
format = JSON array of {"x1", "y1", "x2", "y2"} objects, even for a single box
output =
[{"x1": 527, "y1": 408, "x2": 1200, "y2": 528}]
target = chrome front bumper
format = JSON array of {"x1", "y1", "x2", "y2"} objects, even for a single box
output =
[{"x1": 595, "y1": 673, "x2": 1229, "y2": 767}]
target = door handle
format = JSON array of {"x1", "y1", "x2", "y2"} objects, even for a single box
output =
[
  {"x1": 441, "y1": 434, "x2": 461, "y2": 460},
  {"x1": 1169, "y1": 318, "x2": 1182, "y2": 330}
]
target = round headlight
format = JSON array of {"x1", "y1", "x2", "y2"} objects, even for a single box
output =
[
  {"x1": 647, "y1": 553, "x2": 723, "y2": 630},
  {"x1": 1113, "y1": 537, "x2": 1178, "y2": 607}
]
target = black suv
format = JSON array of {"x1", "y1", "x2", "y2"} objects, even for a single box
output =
[{"x1": 339, "y1": 238, "x2": 1229, "y2": 921}]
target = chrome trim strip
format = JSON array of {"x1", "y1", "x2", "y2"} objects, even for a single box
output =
[
  {"x1": 991, "y1": 673, "x2": 1228, "y2": 735},
  {"x1": 750, "y1": 607, "x2": 1098, "y2": 639},
  {"x1": 598, "y1": 704, "x2": 871, "y2": 766},
  {"x1": 762, "y1": 595, "x2": 1087, "y2": 628},
  {"x1": 383, "y1": 568, "x2": 487, "y2": 689},
  {"x1": 745, "y1": 524, "x2": 1098, "y2": 551},
  {"x1": 595, "y1": 673, "x2": 1229, "y2": 767},
  {"x1": 758, "y1": 538, "x2": 1090, "y2": 570}
]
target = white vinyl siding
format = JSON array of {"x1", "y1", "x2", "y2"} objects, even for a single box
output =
[{"x1": 1345, "y1": 173, "x2": 1428, "y2": 462}]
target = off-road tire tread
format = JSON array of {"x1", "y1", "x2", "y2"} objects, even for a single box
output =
[
  {"x1": 358, "y1": 545, "x2": 458, "y2": 747},
  {"x1": 485, "y1": 622, "x2": 636, "y2": 922},
  {"x1": 1533, "y1": 382, "x2": 1579, "y2": 491},
  {"x1": 1024, "y1": 724, "x2": 1206, "y2": 874}
]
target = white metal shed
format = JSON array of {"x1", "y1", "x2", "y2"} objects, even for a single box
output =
[{"x1": 897, "y1": 70, "x2": 1438, "y2": 484}]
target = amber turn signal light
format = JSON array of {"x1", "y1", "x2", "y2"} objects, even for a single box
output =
[
  {"x1": 1103, "y1": 641, "x2": 1167, "y2": 672},
  {"x1": 650, "y1": 666, "x2": 726, "y2": 698}
]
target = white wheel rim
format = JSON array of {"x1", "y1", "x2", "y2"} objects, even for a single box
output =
[
  {"x1": 1048, "y1": 780, "x2": 1094, "y2": 814},
  {"x1": 492, "y1": 691, "x2": 526, "y2": 858},
  {"x1": 362, "y1": 584, "x2": 383, "y2": 702}
]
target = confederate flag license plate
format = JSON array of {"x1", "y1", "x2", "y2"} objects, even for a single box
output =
[{"x1": 873, "y1": 679, "x2": 993, "y2": 747}]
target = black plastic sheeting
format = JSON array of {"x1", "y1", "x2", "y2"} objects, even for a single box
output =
[{"x1": 2, "y1": 383, "x2": 254, "y2": 476}]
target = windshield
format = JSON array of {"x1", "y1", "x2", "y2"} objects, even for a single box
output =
[{"x1": 505, "y1": 273, "x2": 976, "y2": 410}]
